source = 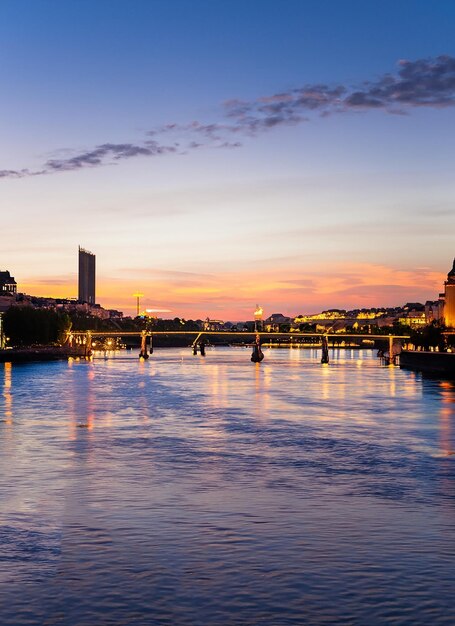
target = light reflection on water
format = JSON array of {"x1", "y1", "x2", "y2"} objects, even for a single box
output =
[{"x1": 0, "y1": 348, "x2": 455, "y2": 625}]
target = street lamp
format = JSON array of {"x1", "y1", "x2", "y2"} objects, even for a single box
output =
[
  {"x1": 133, "y1": 293, "x2": 144, "y2": 317},
  {"x1": 254, "y1": 304, "x2": 263, "y2": 332}
]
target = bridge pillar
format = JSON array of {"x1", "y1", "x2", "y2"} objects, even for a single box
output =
[
  {"x1": 321, "y1": 335, "x2": 329, "y2": 364},
  {"x1": 383, "y1": 335, "x2": 399, "y2": 365},
  {"x1": 64, "y1": 332, "x2": 73, "y2": 348},
  {"x1": 85, "y1": 331, "x2": 92, "y2": 358},
  {"x1": 251, "y1": 334, "x2": 264, "y2": 363},
  {"x1": 0, "y1": 312, "x2": 4, "y2": 349},
  {"x1": 192, "y1": 332, "x2": 203, "y2": 355},
  {"x1": 139, "y1": 331, "x2": 149, "y2": 359}
]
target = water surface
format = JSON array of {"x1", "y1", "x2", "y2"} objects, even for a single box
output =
[{"x1": 1, "y1": 348, "x2": 454, "y2": 625}]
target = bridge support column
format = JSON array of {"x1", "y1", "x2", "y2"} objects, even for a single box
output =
[
  {"x1": 139, "y1": 330, "x2": 149, "y2": 359},
  {"x1": 383, "y1": 335, "x2": 398, "y2": 365},
  {"x1": 85, "y1": 331, "x2": 92, "y2": 358},
  {"x1": 192, "y1": 332, "x2": 203, "y2": 355},
  {"x1": 251, "y1": 334, "x2": 264, "y2": 363},
  {"x1": 0, "y1": 313, "x2": 4, "y2": 349},
  {"x1": 64, "y1": 332, "x2": 73, "y2": 349},
  {"x1": 321, "y1": 335, "x2": 329, "y2": 364}
]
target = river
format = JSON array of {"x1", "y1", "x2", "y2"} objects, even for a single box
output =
[{"x1": 1, "y1": 347, "x2": 454, "y2": 625}]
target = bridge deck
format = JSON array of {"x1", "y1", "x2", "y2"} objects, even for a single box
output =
[{"x1": 68, "y1": 331, "x2": 410, "y2": 340}]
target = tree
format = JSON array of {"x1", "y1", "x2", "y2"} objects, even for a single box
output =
[
  {"x1": 410, "y1": 323, "x2": 445, "y2": 352},
  {"x1": 3, "y1": 306, "x2": 64, "y2": 346}
]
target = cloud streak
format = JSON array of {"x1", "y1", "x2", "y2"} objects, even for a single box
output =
[
  {"x1": 0, "y1": 168, "x2": 41, "y2": 179},
  {"x1": 224, "y1": 55, "x2": 455, "y2": 133},
  {"x1": 45, "y1": 141, "x2": 177, "y2": 172},
  {"x1": 2, "y1": 55, "x2": 454, "y2": 179}
]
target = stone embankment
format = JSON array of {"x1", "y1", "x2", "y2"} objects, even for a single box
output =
[
  {"x1": 400, "y1": 350, "x2": 455, "y2": 377},
  {"x1": 0, "y1": 346, "x2": 87, "y2": 363}
]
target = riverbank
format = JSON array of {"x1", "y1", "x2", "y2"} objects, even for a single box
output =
[
  {"x1": 399, "y1": 350, "x2": 455, "y2": 377},
  {"x1": 0, "y1": 346, "x2": 86, "y2": 363}
]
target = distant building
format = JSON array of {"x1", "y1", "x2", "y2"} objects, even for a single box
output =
[
  {"x1": 264, "y1": 313, "x2": 292, "y2": 332},
  {"x1": 425, "y1": 300, "x2": 443, "y2": 324},
  {"x1": 398, "y1": 311, "x2": 426, "y2": 328},
  {"x1": 78, "y1": 246, "x2": 96, "y2": 305},
  {"x1": 443, "y1": 258, "x2": 455, "y2": 328},
  {"x1": 402, "y1": 302, "x2": 424, "y2": 313},
  {"x1": 203, "y1": 318, "x2": 224, "y2": 331},
  {"x1": 0, "y1": 270, "x2": 17, "y2": 295}
]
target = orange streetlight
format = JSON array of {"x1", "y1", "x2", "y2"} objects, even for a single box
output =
[
  {"x1": 133, "y1": 293, "x2": 144, "y2": 317},
  {"x1": 254, "y1": 304, "x2": 263, "y2": 332}
]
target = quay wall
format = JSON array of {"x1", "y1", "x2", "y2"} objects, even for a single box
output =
[
  {"x1": 0, "y1": 346, "x2": 87, "y2": 363},
  {"x1": 400, "y1": 350, "x2": 455, "y2": 377}
]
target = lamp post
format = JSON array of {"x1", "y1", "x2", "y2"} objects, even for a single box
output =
[
  {"x1": 254, "y1": 304, "x2": 263, "y2": 332},
  {"x1": 133, "y1": 293, "x2": 144, "y2": 317}
]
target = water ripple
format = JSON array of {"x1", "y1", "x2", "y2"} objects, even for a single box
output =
[{"x1": 1, "y1": 348, "x2": 454, "y2": 625}]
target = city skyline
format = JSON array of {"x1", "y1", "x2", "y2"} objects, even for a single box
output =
[{"x1": 1, "y1": 1, "x2": 455, "y2": 318}]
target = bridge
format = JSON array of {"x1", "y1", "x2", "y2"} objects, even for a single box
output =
[{"x1": 66, "y1": 330, "x2": 410, "y2": 363}]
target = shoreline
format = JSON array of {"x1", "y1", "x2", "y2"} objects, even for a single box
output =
[
  {"x1": 399, "y1": 350, "x2": 455, "y2": 378},
  {"x1": 0, "y1": 346, "x2": 86, "y2": 363}
]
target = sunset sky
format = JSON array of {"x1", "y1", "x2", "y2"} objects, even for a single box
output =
[{"x1": 1, "y1": 0, "x2": 454, "y2": 319}]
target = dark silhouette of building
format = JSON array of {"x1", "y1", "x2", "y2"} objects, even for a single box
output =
[
  {"x1": 443, "y1": 257, "x2": 455, "y2": 328},
  {"x1": 78, "y1": 246, "x2": 96, "y2": 304},
  {"x1": 0, "y1": 270, "x2": 17, "y2": 295}
]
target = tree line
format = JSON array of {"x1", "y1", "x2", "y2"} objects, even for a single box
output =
[
  {"x1": 1, "y1": 307, "x2": 202, "y2": 347},
  {"x1": 2, "y1": 307, "x2": 71, "y2": 347}
]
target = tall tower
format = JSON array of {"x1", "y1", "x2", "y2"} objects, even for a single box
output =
[
  {"x1": 78, "y1": 246, "x2": 96, "y2": 305},
  {"x1": 443, "y1": 258, "x2": 455, "y2": 328}
]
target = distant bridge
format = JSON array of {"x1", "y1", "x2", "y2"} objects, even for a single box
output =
[{"x1": 66, "y1": 330, "x2": 410, "y2": 362}]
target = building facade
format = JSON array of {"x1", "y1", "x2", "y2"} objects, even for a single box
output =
[
  {"x1": 0, "y1": 270, "x2": 17, "y2": 295},
  {"x1": 443, "y1": 258, "x2": 455, "y2": 329},
  {"x1": 203, "y1": 318, "x2": 224, "y2": 331},
  {"x1": 78, "y1": 246, "x2": 96, "y2": 305}
]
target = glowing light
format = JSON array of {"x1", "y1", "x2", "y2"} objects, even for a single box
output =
[
  {"x1": 254, "y1": 304, "x2": 263, "y2": 320},
  {"x1": 3, "y1": 362, "x2": 13, "y2": 422}
]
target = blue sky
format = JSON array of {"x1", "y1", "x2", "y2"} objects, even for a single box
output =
[{"x1": 1, "y1": 1, "x2": 454, "y2": 317}]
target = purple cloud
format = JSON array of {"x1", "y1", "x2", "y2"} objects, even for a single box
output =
[
  {"x1": 1, "y1": 55, "x2": 454, "y2": 179},
  {"x1": 225, "y1": 55, "x2": 455, "y2": 131},
  {"x1": 45, "y1": 141, "x2": 177, "y2": 172}
]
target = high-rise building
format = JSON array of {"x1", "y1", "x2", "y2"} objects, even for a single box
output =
[
  {"x1": 78, "y1": 246, "x2": 96, "y2": 305},
  {"x1": 443, "y1": 258, "x2": 455, "y2": 328}
]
